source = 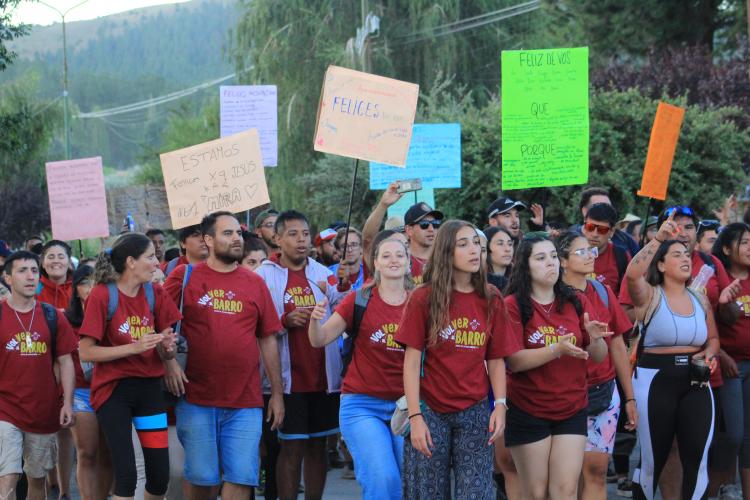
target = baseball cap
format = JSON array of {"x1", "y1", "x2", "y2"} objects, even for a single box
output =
[
  {"x1": 404, "y1": 203, "x2": 444, "y2": 226},
  {"x1": 645, "y1": 216, "x2": 659, "y2": 228},
  {"x1": 487, "y1": 197, "x2": 527, "y2": 218},
  {"x1": 254, "y1": 209, "x2": 280, "y2": 229},
  {"x1": 314, "y1": 228, "x2": 337, "y2": 247}
]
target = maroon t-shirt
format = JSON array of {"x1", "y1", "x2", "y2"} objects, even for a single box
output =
[
  {"x1": 583, "y1": 282, "x2": 632, "y2": 386},
  {"x1": 505, "y1": 294, "x2": 592, "y2": 420},
  {"x1": 165, "y1": 263, "x2": 282, "y2": 408},
  {"x1": 396, "y1": 286, "x2": 516, "y2": 413},
  {"x1": 284, "y1": 268, "x2": 326, "y2": 392},
  {"x1": 410, "y1": 256, "x2": 426, "y2": 286},
  {"x1": 719, "y1": 275, "x2": 750, "y2": 362},
  {"x1": 0, "y1": 302, "x2": 77, "y2": 433},
  {"x1": 79, "y1": 283, "x2": 181, "y2": 410},
  {"x1": 336, "y1": 288, "x2": 405, "y2": 400},
  {"x1": 588, "y1": 242, "x2": 629, "y2": 292}
]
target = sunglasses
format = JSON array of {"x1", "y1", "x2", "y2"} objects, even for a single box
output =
[
  {"x1": 665, "y1": 206, "x2": 695, "y2": 218},
  {"x1": 417, "y1": 220, "x2": 442, "y2": 230},
  {"x1": 698, "y1": 219, "x2": 720, "y2": 230},
  {"x1": 583, "y1": 222, "x2": 612, "y2": 235},
  {"x1": 571, "y1": 246, "x2": 599, "y2": 258}
]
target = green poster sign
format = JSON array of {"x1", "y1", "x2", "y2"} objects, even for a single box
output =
[{"x1": 501, "y1": 47, "x2": 589, "y2": 190}]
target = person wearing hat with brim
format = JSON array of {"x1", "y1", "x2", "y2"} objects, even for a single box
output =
[
  {"x1": 255, "y1": 209, "x2": 280, "y2": 252},
  {"x1": 487, "y1": 197, "x2": 527, "y2": 240},
  {"x1": 616, "y1": 213, "x2": 641, "y2": 231},
  {"x1": 315, "y1": 228, "x2": 340, "y2": 267}
]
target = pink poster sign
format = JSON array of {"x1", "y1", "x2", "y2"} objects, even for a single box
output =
[{"x1": 45, "y1": 156, "x2": 110, "y2": 241}]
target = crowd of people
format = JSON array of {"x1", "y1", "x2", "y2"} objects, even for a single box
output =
[{"x1": 0, "y1": 183, "x2": 749, "y2": 500}]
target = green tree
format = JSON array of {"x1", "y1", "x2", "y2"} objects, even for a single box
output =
[{"x1": 0, "y1": 0, "x2": 29, "y2": 71}]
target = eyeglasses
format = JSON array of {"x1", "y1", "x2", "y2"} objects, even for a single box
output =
[
  {"x1": 664, "y1": 206, "x2": 695, "y2": 218},
  {"x1": 583, "y1": 222, "x2": 612, "y2": 235},
  {"x1": 571, "y1": 247, "x2": 599, "y2": 258},
  {"x1": 260, "y1": 223, "x2": 275, "y2": 229},
  {"x1": 418, "y1": 220, "x2": 442, "y2": 230},
  {"x1": 344, "y1": 242, "x2": 361, "y2": 250}
]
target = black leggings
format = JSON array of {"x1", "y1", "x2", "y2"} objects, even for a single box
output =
[
  {"x1": 632, "y1": 353, "x2": 714, "y2": 500},
  {"x1": 96, "y1": 377, "x2": 170, "y2": 497}
]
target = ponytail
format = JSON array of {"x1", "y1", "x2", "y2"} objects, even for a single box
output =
[{"x1": 95, "y1": 233, "x2": 152, "y2": 284}]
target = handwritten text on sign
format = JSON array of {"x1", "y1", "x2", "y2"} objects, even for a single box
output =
[
  {"x1": 160, "y1": 129, "x2": 270, "y2": 229},
  {"x1": 313, "y1": 65, "x2": 419, "y2": 167},
  {"x1": 501, "y1": 47, "x2": 589, "y2": 190},
  {"x1": 369, "y1": 123, "x2": 461, "y2": 189},
  {"x1": 46, "y1": 156, "x2": 110, "y2": 241},
  {"x1": 220, "y1": 85, "x2": 278, "y2": 167}
]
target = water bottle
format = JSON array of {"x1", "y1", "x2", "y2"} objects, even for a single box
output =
[{"x1": 689, "y1": 264, "x2": 714, "y2": 293}]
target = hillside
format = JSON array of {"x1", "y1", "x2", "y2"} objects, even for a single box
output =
[{"x1": 0, "y1": 0, "x2": 238, "y2": 167}]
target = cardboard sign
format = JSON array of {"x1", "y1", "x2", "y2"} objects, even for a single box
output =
[
  {"x1": 501, "y1": 47, "x2": 589, "y2": 190},
  {"x1": 45, "y1": 156, "x2": 110, "y2": 241},
  {"x1": 313, "y1": 65, "x2": 419, "y2": 167},
  {"x1": 370, "y1": 123, "x2": 461, "y2": 189},
  {"x1": 107, "y1": 185, "x2": 171, "y2": 234},
  {"x1": 387, "y1": 188, "x2": 436, "y2": 219},
  {"x1": 159, "y1": 129, "x2": 270, "y2": 229},
  {"x1": 637, "y1": 102, "x2": 685, "y2": 200},
  {"x1": 220, "y1": 85, "x2": 278, "y2": 167}
]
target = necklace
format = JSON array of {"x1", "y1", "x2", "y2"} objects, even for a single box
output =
[
  {"x1": 11, "y1": 300, "x2": 37, "y2": 346},
  {"x1": 533, "y1": 297, "x2": 555, "y2": 316}
]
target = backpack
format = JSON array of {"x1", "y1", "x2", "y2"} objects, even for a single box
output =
[
  {"x1": 1, "y1": 301, "x2": 58, "y2": 365},
  {"x1": 165, "y1": 257, "x2": 180, "y2": 277},
  {"x1": 340, "y1": 287, "x2": 371, "y2": 377}
]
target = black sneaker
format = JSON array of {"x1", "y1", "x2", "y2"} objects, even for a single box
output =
[
  {"x1": 616, "y1": 478, "x2": 633, "y2": 498},
  {"x1": 328, "y1": 449, "x2": 345, "y2": 469},
  {"x1": 606, "y1": 464, "x2": 619, "y2": 483}
]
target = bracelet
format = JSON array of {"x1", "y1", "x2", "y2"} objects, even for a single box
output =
[
  {"x1": 625, "y1": 398, "x2": 636, "y2": 404},
  {"x1": 408, "y1": 412, "x2": 423, "y2": 420},
  {"x1": 653, "y1": 237, "x2": 664, "y2": 243}
]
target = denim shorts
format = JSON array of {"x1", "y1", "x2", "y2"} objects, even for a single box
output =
[
  {"x1": 73, "y1": 388, "x2": 94, "y2": 413},
  {"x1": 175, "y1": 399, "x2": 262, "y2": 486}
]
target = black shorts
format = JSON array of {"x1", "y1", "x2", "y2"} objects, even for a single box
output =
[
  {"x1": 278, "y1": 392, "x2": 340, "y2": 440},
  {"x1": 505, "y1": 404, "x2": 587, "y2": 447}
]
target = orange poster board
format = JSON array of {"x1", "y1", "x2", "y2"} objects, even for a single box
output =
[
  {"x1": 637, "y1": 102, "x2": 685, "y2": 200},
  {"x1": 313, "y1": 65, "x2": 419, "y2": 167}
]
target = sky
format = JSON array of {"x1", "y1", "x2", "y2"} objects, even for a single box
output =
[{"x1": 10, "y1": 0, "x2": 191, "y2": 26}]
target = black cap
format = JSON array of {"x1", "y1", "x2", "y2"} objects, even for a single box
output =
[
  {"x1": 487, "y1": 197, "x2": 527, "y2": 218},
  {"x1": 404, "y1": 203, "x2": 444, "y2": 226},
  {"x1": 72, "y1": 264, "x2": 94, "y2": 286}
]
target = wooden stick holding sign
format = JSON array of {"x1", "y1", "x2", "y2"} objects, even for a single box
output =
[
  {"x1": 159, "y1": 129, "x2": 270, "y2": 229},
  {"x1": 313, "y1": 65, "x2": 419, "y2": 287}
]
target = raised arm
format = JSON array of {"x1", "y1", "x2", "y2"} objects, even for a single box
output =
[
  {"x1": 362, "y1": 182, "x2": 403, "y2": 262},
  {"x1": 626, "y1": 212, "x2": 676, "y2": 308}
]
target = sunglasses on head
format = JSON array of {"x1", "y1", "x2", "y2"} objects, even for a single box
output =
[
  {"x1": 664, "y1": 206, "x2": 695, "y2": 218},
  {"x1": 417, "y1": 220, "x2": 441, "y2": 230},
  {"x1": 583, "y1": 222, "x2": 612, "y2": 235},
  {"x1": 698, "y1": 219, "x2": 720, "y2": 230}
]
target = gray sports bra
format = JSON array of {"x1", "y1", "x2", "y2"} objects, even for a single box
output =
[{"x1": 643, "y1": 287, "x2": 707, "y2": 348}]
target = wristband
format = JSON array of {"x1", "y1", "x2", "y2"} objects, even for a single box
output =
[
  {"x1": 494, "y1": 398, "x2": 508, "y2": 410},
  {"x1": 408, "y1": 412, "x2": 423, "y2": 420},
  {"x1": 654, "y1": 237, "x2": 664, "y2": 243},
  {"x1": 625, "y1": 398, "x2": 636, "y2": 404}
]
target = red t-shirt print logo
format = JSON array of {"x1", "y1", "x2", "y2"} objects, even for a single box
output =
[{"x1": 7, "y1": 331, "x2": 47, "y2": 356}]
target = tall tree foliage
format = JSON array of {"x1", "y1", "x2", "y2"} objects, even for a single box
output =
[{"x1": 0, "y1": 0, "x2": 28, "y2": 71}]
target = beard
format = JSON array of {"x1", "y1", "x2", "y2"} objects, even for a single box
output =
[{"x1": 214, "y1": 245, "x2": 242, "y2": 265}]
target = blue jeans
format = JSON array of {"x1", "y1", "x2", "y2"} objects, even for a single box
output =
[
  {"x1": 720, "y1": 360, "x2": 750, "y2": 467},
  {"x1": 339, "y1": 394, "x2": 403, "y2": 500},
  {"x1": 175, "y1": 400, "x2": 262, "y2": 486}
]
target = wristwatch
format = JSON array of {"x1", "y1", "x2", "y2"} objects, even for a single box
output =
[{"x1": 494, "y1": 398, "x2": 508, "y2": 409}]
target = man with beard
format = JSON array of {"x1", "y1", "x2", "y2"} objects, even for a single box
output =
[
  {"x1": 255, "y1": 210, "x2": 344, "y2": 500},
  {"x1": 164, "y1": 212, "x2": 284, "y2": 500},
  {"x1": 487, "y1": 196, "x2": 527, "y2": 240},
  {"x1": 314, "y1": 228, "x2": 339, "y2": 267}
]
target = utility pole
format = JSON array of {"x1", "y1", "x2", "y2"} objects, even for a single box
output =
[{"x1": 39, "y1": 1, "x2": 89, "y2": 160}]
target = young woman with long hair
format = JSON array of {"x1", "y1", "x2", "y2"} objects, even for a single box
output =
[
  {"x1": 485, "y1": 226, "x2": 514, "y2": 292},
  {"x1": 395, "y1": 220, "x2": 515, "y2": 499},
  {"x1": 712, "y1": 222, "x2": 750, "y2": 496},
  {"x1": 555, "y1": 231, "x2": 637, "y2": 499},
  {"x1": 503, "y1": 233, "x2": 611, "y2": 500},
  {"x1": 308, "y1": 232, "x2": 413, "y2": 499},
  {"x1": 65, "y1": 265, "x2": 113, "y2": 500},
  {"x1": 78, "y1": 233, "x2": 180, "y2": 500},
  {"x1": 626, "y1": 213, "x2": 720, "y2": 500}
]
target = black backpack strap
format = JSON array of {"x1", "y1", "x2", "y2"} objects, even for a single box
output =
[
  {"x1": 613, "y1": 245, "x2": 629, "y2": 283},
  {"x1": 341, "y1": 288, "x2": 371, "y2": 377},
  {"x1": 698, "y1": 251, "x2": 716, "y2": 271},
  {"x1": 41, "y1": 303, "x2": 58, "y2": 360}
]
